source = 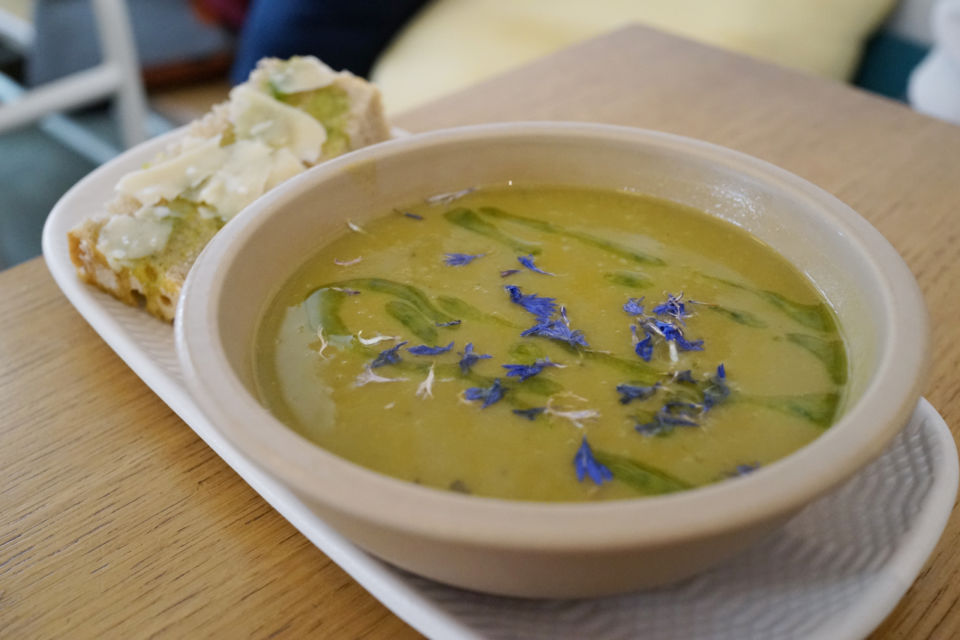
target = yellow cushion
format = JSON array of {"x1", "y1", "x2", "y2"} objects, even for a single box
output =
[{"x1": 372, "y1": 0, "x2": 896, "y2": 113}]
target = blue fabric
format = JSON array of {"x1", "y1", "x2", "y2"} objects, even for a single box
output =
[
  {"x1": 230, "y1": 0, "x2": 429, "y2": 84},
  {"x1": 853, "y1": 32, "x2": 930, "y2": 102}
]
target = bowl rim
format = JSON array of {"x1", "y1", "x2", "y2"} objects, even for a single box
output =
[{"x1": 176, "y1": 121, "x2": 929, "y2": 550}]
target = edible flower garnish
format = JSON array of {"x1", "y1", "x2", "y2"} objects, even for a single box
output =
[
  {"x1": 315, "y1": 328, "x2": 330, "y2": 359},
  {"x1": 334, "y1": 256, "x2": 363, "y2": 266},
  {"x1": 502, "y1": 358, "x2": 559, "y2": 381},
  {"x1": 658, "y1": 401, "x2": 702, "y2": 426},
  {"x1": 653, "y1": 292, "x2": 692, "y2": 324},
  {"x1": 426, "y1": 187, "x2": 475, "y2": 205},
  {"x1": 354, "y1": 367, "x2": 408, "y2": 387},
  {"x1": 457, "y1": 342, "x2": 492, "y2": 374},
  {"x1": 464, "y1": 378, "x2": 506, "y2": 408},
  {"x1": 518, "y1": 254, "x2": 555, "y2": 276},
  {"x1": 416, "y1": 364, "x2": 436, "y2": 399},
  {"x1": 633, "y1": 420, "x2": 667, "y2": 437},
  {"x1": 444, "y1": 252, "x2": 486, "y2": 266},
  {"x1": 623, "y1": 297, "x2": 645, "y2": 316},
  {"x1": 370, "y1": 341, "x2": 407, "y2": 368},
  {"x1": 616, "y1": 382, "x2": 660, "y2": 405},
  {"x1": 512, "y1": 407, "x2": 546, "y2": 420},
  {"x1": 504, "y1": 284, "x2": 556, "y2": 320},
  {"x1": 634, "y1": 365, "x2": 729, "y2": 435},
  {"x1": 521, "y1": 306, "x2": 589, "y2": 348},
  {"x1": 702, "y1": 364, "x2": 730, "y2": 409},
  {"x1": 628, "y1": 295, "x2": 705, "y2": 361},
  {"x1": 403, "y1": 211, "x2": 423, "y2": 220},
  {"x1": 631, "y1": 325, "x2": 653, "y2": 361},
  {"x1": 500, "y1": 269, "x2": 521, "y2": 278},
  {"x1": 732, "y1": 462, "x2": 760, "y2": 477},
  {"x1": 635, "y1": 401, "x2": 700, "y2": 436},
  {"x1": 346, "y1": 220, "x2": 368, "y2": 234},
  {"x1": 408, "y1": 342, "x2": 454, "y2": 356},
  {"x1": 357, "y1": 331, "x2": 400, "y2": 346},
  {"x1": 574, "y1": 437, "x2": 613, "y2": 486},
  {"x1": 435, "y1": 319, "x2": 462, "y2": 327},
  {"x1": 544, "y1": 393, "x2": 600, "y2": 428},
  {"x1": 653, "y1": 320, "x2": 704, "y2": 351}
]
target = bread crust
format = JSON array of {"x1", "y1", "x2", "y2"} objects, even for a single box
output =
[
  {"x1": 68, "y1": 216, "x2": 183, "y2": 321},
  {"x1": 67, "y1": 59, "x2": 390, "y2": 323}
]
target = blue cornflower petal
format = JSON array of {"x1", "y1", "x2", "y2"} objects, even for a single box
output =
[
  {"x1": 370, "y1": 341, "x2": 408, "y2": 368},
  {"x1": 403, "y1": 212, "x2": 423, "y2": 220},
  {"x1": 464, "y1": 378, "x2": 506, "y2": 408},
  {"x1": 574, "y1": 437, "x2": 614, "y2": 485},
  {"x1": 658, "y1": 413, "x2": 699, "y2": 428},
  {"x1": 635, "y1": 419, "x2": 672, "y2": 436},
  {"x1": 463, "y1": 387, "x2": 485, "y2": 401},
  {"x1": 623, "y1": 297, "x2": 645, "y2": 316},
  {"x1": 654, "y1": 320, "x2": 704, "y2": 351},
  {"x1": 504, "y1": 285, "x2": 557, "y2": 320},
  {"x1": 658, "y1": 401, "x2": 701, "y2": 426},
  {"x1": 631, "y1": 325, "x2": 654, "y2": 361},
  {"x1": 435, "y1": 319, "x2": 462, "y2": 327},
  {"x1": 507, "y1": 290, "x2": 588, "y2": 348},
  {"x1": 486, "y1": 380, "x2": 506, "y2": 407},
  {"x1": 616, "y1": 383, "x2": 660, "y2": 405},
  {"x1": 444, "y1": 252, "x2": 485, "y2": 266},
  {"x1": 518, "y1": 254, "x2": 555, "y2": 276},
  {"x1": 733, "y1": 462, "x2": 760, "y2": 476},
  {"x1": 457, "y1": 342, "x2": 492, "y2": 374},
  {"x1": 502, "y1": 358, "x2": 558, "y2": 381},
  {"x1": 654, "y1": 320, "x2": 681, "y2": 341},
  {"x1": 408, "y1": 341, "x2": 454, "y2": 355},
  {"x1": 635, "y1": 401, "x2": 701, "y2": 436},
  {"x1": 513, "y1": 407, "x2": 546, "y2": 420},
  {"x1": 679, "y1": 337, "x2": 705, "y2": 351},
  {"x1": 702, "y1": 365, "x2": 731, "y2": 410},
  {"x1": 653, "y1": 293, "x2": 691, "y2": 323},
  {"x1": 674, "y1": 370, "x2": 696, "y2": 383},
  {"x1": 521, "y1": 319, "x2": 589, "y2": 348},
  {"x1": 636, "y1": 338, "x2": 653, "y2": 361}
]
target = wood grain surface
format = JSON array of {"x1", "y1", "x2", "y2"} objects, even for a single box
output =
[{"x1": 2, "y1": 25, "x2": 959, "y2": 638}]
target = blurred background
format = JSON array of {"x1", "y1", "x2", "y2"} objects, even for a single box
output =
[{"x1": 0, "y1": 0, "x2": 951, "y2": 270}]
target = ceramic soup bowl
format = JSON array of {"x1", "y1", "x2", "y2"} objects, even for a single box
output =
[{"x1": 176, "y1": 122, "x2": 928, "y2": 597}]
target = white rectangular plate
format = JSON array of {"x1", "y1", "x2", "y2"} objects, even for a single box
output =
[{"x1": 42, "y1": 132, "x2": 958, "y2": 640}]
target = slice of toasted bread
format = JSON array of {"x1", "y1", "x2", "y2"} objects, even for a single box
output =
[{"x1": 68, "y1": 57, "x2": 391, "y2": 322}]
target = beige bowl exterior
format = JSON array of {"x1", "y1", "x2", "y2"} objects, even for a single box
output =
[{"x1": 176, "y1": 122, "x2": 928, "y2": 598}]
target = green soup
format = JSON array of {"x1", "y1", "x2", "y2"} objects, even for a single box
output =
[{"x1": 254, "y1": 185, "x2": 847, "y2": 502}]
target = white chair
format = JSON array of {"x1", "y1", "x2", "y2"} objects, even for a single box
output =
[
  {"x1": 909, "y1": 0, "x2": 960, "y2": 124},
  {"x1": 0, "y1": 0, "x2": 159, "y2": 164}
]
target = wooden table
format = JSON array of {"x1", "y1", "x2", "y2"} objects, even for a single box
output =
[{"x1": 3, "y1": 25, "x2": 959, "y2": 638}]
